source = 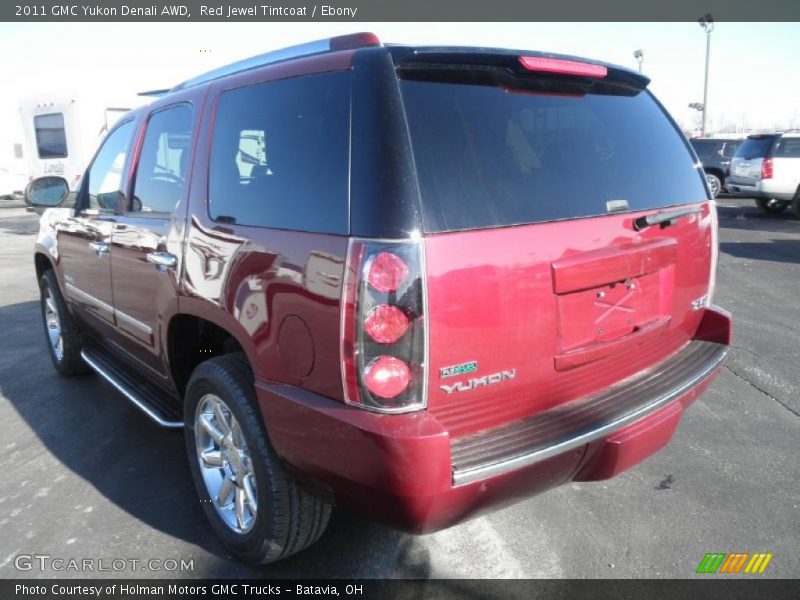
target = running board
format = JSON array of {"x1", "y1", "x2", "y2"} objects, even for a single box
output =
[{"x1": 81, "y1": 347, "x2": 184, "y2": 428}]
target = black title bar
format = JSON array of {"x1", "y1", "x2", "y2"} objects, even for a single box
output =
[{"x1": 3, "y1": 0, "x2": 800, "y2": 22}]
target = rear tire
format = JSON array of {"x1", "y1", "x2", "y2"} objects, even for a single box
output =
[
  {"x1": 184, "y1": 353, "x2": 331, "y2": 564},
  {"x1": 38, "y1": 269, "x2": 88, "y2": 376},
  {"x1": 756, "y1": 198, "x2": 789, "y2": 214},
  {"x1": 705, "y1": 173, "x2": 722, "y2": 199},
  {"x1": 790, "y1": 187, "x2": 800, "y2": 219}
]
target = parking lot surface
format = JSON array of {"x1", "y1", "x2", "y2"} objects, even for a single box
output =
[{"x1": 0, "y1": 197, "x2": 798, "y2": 578}]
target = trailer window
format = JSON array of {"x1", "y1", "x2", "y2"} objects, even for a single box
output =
[{"x1": 34, "y1": 113, "x2": 68, "y2": 159}]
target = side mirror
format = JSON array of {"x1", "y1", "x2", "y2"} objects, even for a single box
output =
[{"x1": 25, "y1": 177, "x2": 69, "y2": 210}]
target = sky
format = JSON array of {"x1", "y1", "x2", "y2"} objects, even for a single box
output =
[{"x1": 1, "y1": 21, "x2": 799, "y2": 166}]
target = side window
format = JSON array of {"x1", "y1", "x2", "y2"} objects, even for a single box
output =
[
  {"x1": 86, "y1": 119, "x2": 135, "y2": 212},
  {"x1": 722, "y1": 142, "x2": 741, "y2": 158},
  {"x1": 775, "y1": 139, "x2": 800, "y2": 158},
  {"x1": 34, "y1": 113, "x2": 68, "y2": 159},
  {"x1": 208, "y1": 71, "x2": 350, "y2": 234},
  {"x1": 131, "y1": 104, "x2": 194, "y2": 215}
]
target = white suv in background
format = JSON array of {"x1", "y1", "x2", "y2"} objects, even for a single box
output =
[{"x1": 727, "y1": 132, "x2": 800, "y2": 216}]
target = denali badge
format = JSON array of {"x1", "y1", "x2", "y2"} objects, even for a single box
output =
[
  {"x1": 440, "y1": 369, "x2": 516, "y2": 395},
  {"x1": 440, "y1": 361, "x2": 478, "y2": 379}
]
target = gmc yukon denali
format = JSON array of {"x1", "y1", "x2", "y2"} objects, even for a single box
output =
[{"x1": 26, "y1": 33, "x2": 731, "y2": 564}]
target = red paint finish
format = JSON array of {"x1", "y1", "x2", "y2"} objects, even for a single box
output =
[
  {"x1": 258, "y1": 307, "x2": 729, "y2": 532},
  {"x1": 424, "y1": 203, "x2": 713, "y2": 438},
  {"x1": 32, "y1": 39, "x2": 732, "y2": 539}
]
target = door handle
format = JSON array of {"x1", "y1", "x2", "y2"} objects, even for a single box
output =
[
  {"x1": 89, "y1": 241, "x2": 108, "y2": 254},
  {"x1": 146, "y1": 252, "x2": 177, "y2": 269}
]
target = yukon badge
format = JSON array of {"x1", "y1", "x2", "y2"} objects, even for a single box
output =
[{"x1": 440, "y1": 369, "x2": 517, "y2": 395}]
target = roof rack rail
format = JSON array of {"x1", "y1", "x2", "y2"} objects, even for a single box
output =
[
  {"x1": 138, "y1": 89, "x2": 170, "y2": 98},
  {"x1": 171, "y1": 32, "x2": 381, "y2": 92}
]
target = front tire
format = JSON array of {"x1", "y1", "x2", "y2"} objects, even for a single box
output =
[
  {"x1": 39, "y1": 269, "x2": 87, "y2": 376},
  {"x1": 756, "y1": 198, "x2": 789, "y2": 213},
  {"x1": 184, "y1": 353, "x2": 331, "y2": 564}
]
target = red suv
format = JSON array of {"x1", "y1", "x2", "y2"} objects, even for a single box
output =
[{"x1": 26, "y1": 33, "x2": 731, "y2": 564}]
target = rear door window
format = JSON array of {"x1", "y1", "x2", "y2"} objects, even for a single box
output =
[
  {"x1": 130, "y1": 104, "x2": 194, "y2": 215},
  {"x1": 400, "y1": 79, "x2": 706, "y2": 233},
  {"x1": 208, "y1": 71, "x2": 350, "y2": 234},
  {"x1": 34, "y1": 113, "x2": 68, "y2": 159},
  {"x1": 774, "y1": 138, "x2": 800, "y2": 158}
]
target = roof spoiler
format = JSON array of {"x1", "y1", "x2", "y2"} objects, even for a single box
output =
[{"x1": 393, "y1": 47, "x2": 650, "y2": 91}]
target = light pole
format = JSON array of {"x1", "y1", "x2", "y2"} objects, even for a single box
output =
[
  {"x1": 633, "y1": 49, "x2": 644, "y2": 73},
  {"x1": 698, "y1": 14, "x2": 714, "y2": 136}
]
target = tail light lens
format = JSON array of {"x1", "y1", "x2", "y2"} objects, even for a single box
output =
[
  {"x1": 707, "y1": 201, "x2": 718, "y2": 307},
  {"x1": 341, "y1": 239, "x2": 427, "y2": 413},
  {"x1": 761, "y1": 158, "x2": 773, "y2": 179}
]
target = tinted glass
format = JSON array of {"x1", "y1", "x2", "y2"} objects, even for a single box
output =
[
  {"x1": 400, "y1": 81, "x2": 706, "y2": 233},
  {"x1": 690, "y1": 139, "x2": 717, "y2": 158},
  {"x1": 735, "y1": 136, "x2": 776, "y2": 159},
  {"x1": 34, "y1": 113, "x2": 68, "y2": 159},
  {"x1": 774, "y1": 138, "x2": 800, "y2": 158},
  {"x1": 721, "y1": 141, "x2": 742, "y2": 158},
  {"x1": 86, "y1": 120, "x2": 135, "y2": 212},
  {"x1": 209, "y1": 71, "x2": 350, "y2": 234},
  {"x1": 131, "y1": 104, "x2": 193, "y2": 214}
]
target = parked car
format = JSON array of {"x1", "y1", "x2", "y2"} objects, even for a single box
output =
[
  {"x1": 26, "y1": 33, "x2": 731, "y2": 564},
  {"x1": 689, "y1": 137, "x2": 743, "y2": 198},
  {"x1": 726, "y1": 132, "x2": 800, "y2": 216}
]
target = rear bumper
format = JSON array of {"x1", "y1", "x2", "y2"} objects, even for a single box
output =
[
  {"x1": 726, "y1": 178, "x2": 795, "y2": 201},
  {"x1": 257, "y1": 306, "x2": 731, "y2": 533}
]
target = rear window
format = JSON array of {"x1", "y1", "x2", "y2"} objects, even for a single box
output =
[
  {"x1": 208, "y1": 71, "x2": 350, "y2": 234},
  {"x1": 34, "y1": 113, "x2": 68, "y2": 159},
  {"x1": 400, "y1": 80, "x2": 706, "y2": 233},
  {"x1": 735, "y1": 136, "x2": 777, "y2": 160}
]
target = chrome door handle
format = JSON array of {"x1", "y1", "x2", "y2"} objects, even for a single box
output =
[
  {"x1": 146, "y1": 252, "x2": 177, "y2": 269},
  {"x1": 88, "y1": 241, "x2": 108, "y2": 254}
]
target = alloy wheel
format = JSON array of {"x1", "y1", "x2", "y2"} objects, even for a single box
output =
[
  {"x1": 43, "y1": 286, "x2": 64, "y2": 362},
  {"x1": 194, "y1": 393, "x2": 258, "y2": 534}
]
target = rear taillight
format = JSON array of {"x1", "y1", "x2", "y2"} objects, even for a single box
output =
[
  {"x1": 341, "y1": 239, "x2": 427, "y2": 413},
  {"x1": 707, "y1": 202, "x2": 719, "y2": 307},
  {"x1": 761, "y1": 158, "x2": 773, "y2": 179}
]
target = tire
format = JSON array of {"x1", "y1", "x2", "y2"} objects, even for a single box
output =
[
  {"x1": 38, "y1": 269, "x2": 88, "y2": 376},
  {"x1": 756, "y1": 198, "x2": 789, "y2": 214},
  {"x1": 184, "y1": 353, "x2": 331, "y2": 564},
  {"x1": 705, "y1": 173, "x2": 722, "y2": 199},
  {"x1": 790, "y1": 187, "x2": 800, "y2": 219}
]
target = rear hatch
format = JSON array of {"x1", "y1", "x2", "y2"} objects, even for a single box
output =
[
  {"x1": 396, "y1": 51, "x2": 715, "y2": 437},
  {"x1": 728, "y1": 134, "x2": 777, "y2": 184}
]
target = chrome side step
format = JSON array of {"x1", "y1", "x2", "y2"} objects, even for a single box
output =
[
  {"x1": 81, "y1": 347, "x2": 184, "y2": 428},
  {"x1": 451, "y1": 340, "x2": 728, "y2": 486}
]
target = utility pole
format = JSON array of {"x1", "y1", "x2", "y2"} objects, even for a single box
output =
[
  {"x1": 698, "y1": 14, "x2": 714, "y2": 136},
  {"x1": 633, "y1": 49, "x2": 644, "y2": 73}
]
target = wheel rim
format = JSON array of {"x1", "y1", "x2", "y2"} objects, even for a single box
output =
[
  {"x1": 707, "y1": 175, "x2": 720, "y2": 197},
  {"x1": 43, "y1": 286, "x2": 63, "y2": 362},
  {"x1": 195, "y1": 394, "x2": 258, "y2": 534}
]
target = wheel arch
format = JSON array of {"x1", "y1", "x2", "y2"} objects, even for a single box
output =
[{"x1": 165, "y1": 305, "x2": 260, "y2": 398}]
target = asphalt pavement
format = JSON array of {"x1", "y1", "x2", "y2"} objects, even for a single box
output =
[{"x1": 0, "y1": 197, "x2": 798, "y2": 579}]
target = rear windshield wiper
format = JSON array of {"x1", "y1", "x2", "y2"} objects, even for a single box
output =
[{"x1": 633, "y1": 207, "x2": 701, "y2": 231}]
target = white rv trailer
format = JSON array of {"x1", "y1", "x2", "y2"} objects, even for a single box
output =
[{"x1": 18, "y1": 92, "x2": 147, "y2": 190}]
